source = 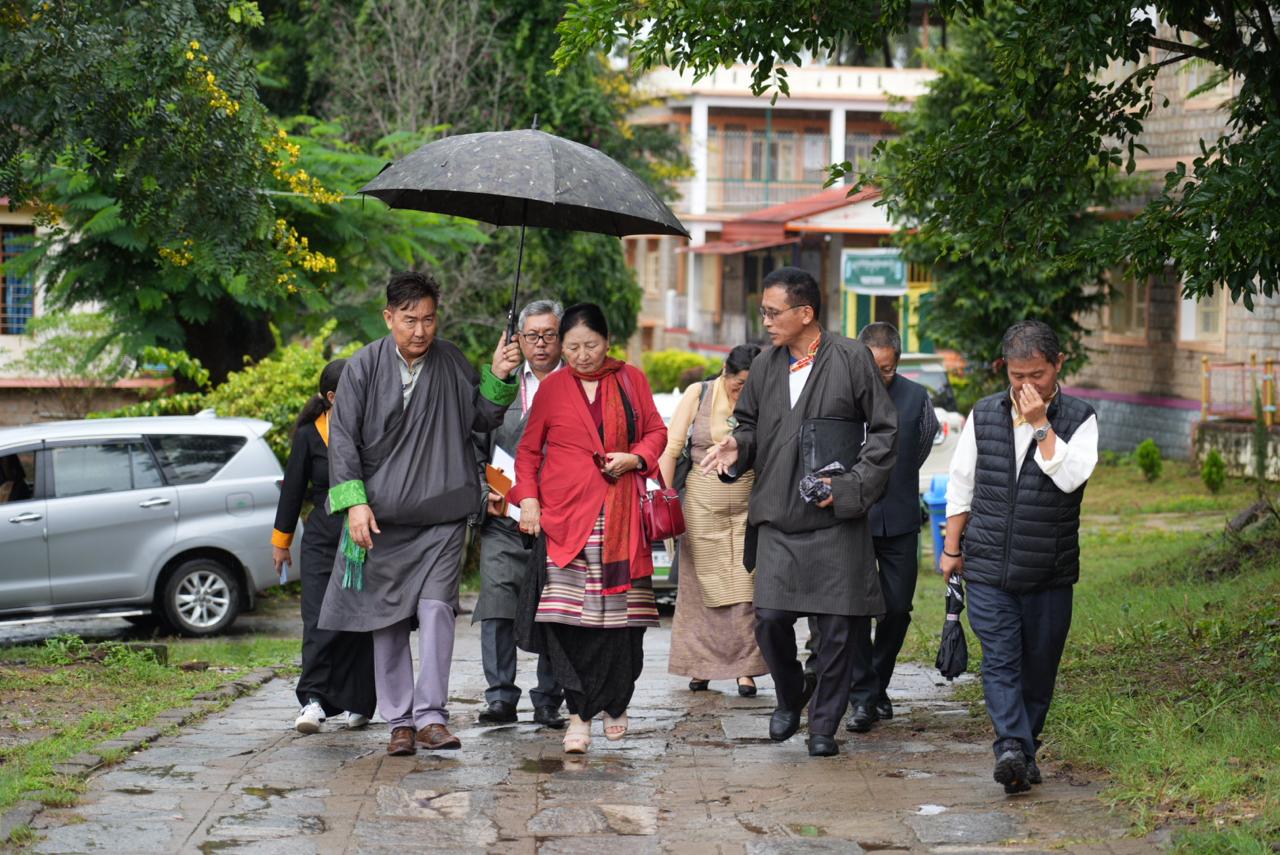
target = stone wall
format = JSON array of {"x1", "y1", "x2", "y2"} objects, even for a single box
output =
[
  {"x1": 0, "y1": 387, "x2": 148, "y2": 427},
  {"x1": 1194, "y1": 421, "x2": 1280, "y2": 481},
  {"x1": 1067, "y1": 389, "x2": 1200, "y2": 460}
]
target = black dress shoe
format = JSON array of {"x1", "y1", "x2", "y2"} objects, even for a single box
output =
[
  {"x1": 737, "y1": 679, "x2": 757, "y2": 698},
  {"x1": 688, "y1": 679, "x2": 710, "y2": 692},
  {"x1": 533, "y1": 705, "x2": 566, "y2": 730},
  {"x1": 845, "y1": 704, "x2": 879, "y2": 733},
  {"x1": 1026, "y1": 755, "x2": 1042, "y2": 785},
  {"x1": 769, "y1": 672, "x2": 818, "y2": 741},
  {"x1": 807, "y1": 734, "x2": 839, "y2": 757},
  {"x1": 994, "y1": 748, "x2": 1031, "y2": 794},
  {"x1": 874, "y1": 698, "x2": 894, "y2": 720},
  {"x1": 477, "y1": 700, "x2": 517, "y2": 724}
]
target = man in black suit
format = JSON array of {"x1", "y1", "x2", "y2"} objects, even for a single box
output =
[{"x1": 846, "y1": 323, "x2": 939, "y2": 733}]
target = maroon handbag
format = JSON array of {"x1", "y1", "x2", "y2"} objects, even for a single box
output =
[{"x1": 637, "y1": 469, "x2": 686, "y2": 541}]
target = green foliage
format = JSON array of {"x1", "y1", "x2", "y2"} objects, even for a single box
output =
[
  {"x1": 557, "y1": 0, "x2": 1280, "y2": 308},
  {"x1": 641, "y1": 350, "x2": 721, "y2": 393},
  {"x1": 869, "y1": 7, "x2": 1117, "y2": 375},
  {"x1": 1098, "y1": 449, "x2": 1124, "y2": 468},
  {"x1": 1201, "y1": 449, "x2": 1227, "y2": 495},
  {"x1": 1134, "y1": 439, "x2": 1163, "y2": 482},
  {"x1": 947, "y1": 368, "x2": 1004, "y2": 417},
  {"x1": 97, "y1": 322, "x2": 360, "y2": 463}
]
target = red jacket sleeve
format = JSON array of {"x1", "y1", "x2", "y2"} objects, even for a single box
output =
[{"x1": 508, "y1": 385, "x2": 549, "y2": 506}]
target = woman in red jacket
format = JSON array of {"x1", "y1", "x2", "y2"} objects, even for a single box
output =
[{"x1": 510, "y1": 303, "x2": 668, "y2": 754}]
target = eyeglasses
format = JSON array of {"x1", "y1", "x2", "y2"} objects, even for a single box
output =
[
  {"x1": 519, "y1": 331, "x2": 559, "y2": 343},
  {"x1": 758, "y1": 304, "x2": 809, "y2": 321}
]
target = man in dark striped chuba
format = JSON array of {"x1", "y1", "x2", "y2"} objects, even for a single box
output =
[{"x1": 941, "y1": 320, "x2": 1099, "y2": 794}]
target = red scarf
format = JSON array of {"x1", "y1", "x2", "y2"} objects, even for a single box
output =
[{"x1": 573, "y1": 357, "x2": 637, "y2": 595}]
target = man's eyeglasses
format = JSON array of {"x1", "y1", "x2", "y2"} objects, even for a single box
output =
[
  {"x1": 758, "y1": 304, "x2": 809, "y2": 321},
  {"x1": 519, "y1": 331, "x2": 559, "y2": 344}
]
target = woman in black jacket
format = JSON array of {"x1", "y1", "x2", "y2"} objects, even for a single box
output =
[{"x1": 272, "y1": 359, "x2": 376, "y2": 733}]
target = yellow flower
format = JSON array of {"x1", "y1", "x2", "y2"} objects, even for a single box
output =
[
  {"x1": 185, "y1": 51, "x2": 195, "y2": 61},
  {"x1": 190, "y1": 40, "x2": 200, "y2": 50}
]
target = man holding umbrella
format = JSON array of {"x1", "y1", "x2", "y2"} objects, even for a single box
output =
[
  {"x1": 318, "y1": 271, "x2": 522, "y2": 756},
  {"x1": 941, "y1": 320, "x2": 1098, "y2": 793},
  {"x1": 471, "y1": 299, "x2": 567, "y2": 729}
]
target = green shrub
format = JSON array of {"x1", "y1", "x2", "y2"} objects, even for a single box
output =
[
  {"x1": 641, "y1": 349, "x2": 722, "y2": 393},
  {"x1": 1099, "y1": 449, "x2": 1124, "y2": 468},
  {"x1": 948, "y1": 369, "x2": 1005, "y2": 417},
  {"x1": 1134, "y1": 439, "x2": 1163, "y2": 482},
  {"x1": 1200, "y1": 449, "x2": 1227, "y2": 494}
]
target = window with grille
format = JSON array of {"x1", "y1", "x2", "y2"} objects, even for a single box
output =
[
  {"x1": 1104, "y1": 268, "x2": 1149, "y2": 339},
  {"x1": 2, "y1": 225, "x2": 35, "y2": 335}
]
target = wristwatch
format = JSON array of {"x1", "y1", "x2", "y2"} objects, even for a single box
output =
[{"x1": 1032, "y1": 423, "x2": 1051, "y2": 442}]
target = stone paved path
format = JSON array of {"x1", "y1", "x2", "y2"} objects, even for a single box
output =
[{"x1": 31, "y1": 616, "x2": 1159, "y2": 854}]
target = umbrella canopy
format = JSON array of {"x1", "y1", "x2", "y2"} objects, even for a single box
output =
[
  {"x1": 360, "y1": 129, "x2": 689, "y2": 239},
  {"x1": 935, "y1": 578, "x2": 969, "y2": 681}
]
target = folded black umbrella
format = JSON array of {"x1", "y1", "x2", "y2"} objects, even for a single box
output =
[{"x1": 935, "y1": 577, "x2": 969, "y2": 681}]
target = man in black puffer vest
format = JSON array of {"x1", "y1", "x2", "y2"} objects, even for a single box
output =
[
  {"x1": 845, "y1": 323, "x2": 938, "y2": 734},
  {"x1": 941, "y1": 321, "x2": 1098, "y2": 794}
]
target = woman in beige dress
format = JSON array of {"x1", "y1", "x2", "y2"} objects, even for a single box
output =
[{"x1": 661, "y1": 344, "x2": 768, "y2": 696}]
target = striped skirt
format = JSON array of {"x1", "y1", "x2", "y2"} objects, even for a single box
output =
[{"x1": 536, "y1": 511, "x2": 659, "y2": 629}]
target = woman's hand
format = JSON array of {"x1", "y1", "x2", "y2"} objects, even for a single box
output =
[
  {"x1": 272, "y1": 546, "x2": 291, "y2": 573},
  {"x1": 602, "y1": 452, "x2": 641, "y2": 478},
  {"x1": 518, "y1": 498, "x2": 541, "y2": 537}
]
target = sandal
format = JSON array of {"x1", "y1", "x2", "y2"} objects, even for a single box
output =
[
  {"x1": 737, "y1": 677, "x2": 758, "y2": 698},
  {"x1": 603, "y1": 711, "x2": 629, "y2": 741},
  {"x1": 688, "y1": 679, "x2": 710, "y2": 692},
  {"x1": 562, "y1": 714, "x2": 591, "y2": 754}
]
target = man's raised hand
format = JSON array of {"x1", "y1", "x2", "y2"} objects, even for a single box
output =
[
  {"x1": 700, "y1": 435, "x2": 739, "y2": 476},
  {"x1": 491, "y1": 334, "x2": 522, "y2": 379}
]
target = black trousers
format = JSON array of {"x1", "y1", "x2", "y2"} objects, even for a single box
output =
[
  {"x1": 965, "y1": 581, "x2": 1073, "y2": 760},
  {"x1": 296, "y1": 512, "x2": 377, "y2": 717},
  {"x1": 755, "y1": 608, "x2": 866, "y2": 738},
  {"x1": 849, "y1": 531, "x2": 919, "y2": 706}
]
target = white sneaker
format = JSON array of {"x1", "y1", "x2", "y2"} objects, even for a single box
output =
[
  {"x1": 345, "y1": 711, "x2": 371, "y2": 729},
  {"x1": 294, "y1": 701, "x2": 325, "y2": 734}
]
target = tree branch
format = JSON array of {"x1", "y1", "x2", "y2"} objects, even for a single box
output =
[
  {"x1": 1146, "y1": 35, "x2": 1218, "y2": 62},
  {"x1": 1250, "y1": 0, "x2": 1280, "y2": 55}
]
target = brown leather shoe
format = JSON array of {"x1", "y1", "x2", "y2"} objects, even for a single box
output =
[
  {"x1": 386, "y1": 726, "x2": 417, "y2": 756},
  {"x1": 416, "y1": 723, "x2": 462, "y2": 750}
]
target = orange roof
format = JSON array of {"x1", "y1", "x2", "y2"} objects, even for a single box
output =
[{"x1": 723, "y1": 186, "x2": 881, "y2": 243}]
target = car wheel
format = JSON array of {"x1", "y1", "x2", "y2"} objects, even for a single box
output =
[{"x1": 161, "y1": 558, "x2": 240, "y2": 637}]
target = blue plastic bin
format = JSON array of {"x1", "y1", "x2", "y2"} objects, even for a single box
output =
[{"x1": 922, "y1": 474, "x2": 949, "y2": 571}]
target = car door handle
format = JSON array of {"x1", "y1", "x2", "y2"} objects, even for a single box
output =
[
  {"x1": 8, "y1": 512, "x2": 42, "y2": 523},
  {"x1": 139, "y1": 497, "x2": 172, "y2": 508}
]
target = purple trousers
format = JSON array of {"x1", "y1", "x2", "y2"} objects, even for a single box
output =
[{"x1": 372, "y1": 598, "x2": 455, "y2": 731}]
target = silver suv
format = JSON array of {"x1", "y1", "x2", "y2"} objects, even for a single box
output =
[{"x1": 0, "y1": 413, "x2": 291, "y2": 636}]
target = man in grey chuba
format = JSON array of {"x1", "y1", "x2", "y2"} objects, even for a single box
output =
[
  {"x1": 472, "y1": 299, "x2": 566, "y2": 729},
  {"x1": 319, "y1": 271, "x2": 522, "y2": 757},
  {"x1": 703, "y1": 266, "x2": 898, "y2": 759}
]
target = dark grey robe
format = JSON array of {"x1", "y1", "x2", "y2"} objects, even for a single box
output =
[
  {"x1": 318, "y1": 335, "x2": 508, "y2": 633},
  {"x1": 727, "y1": 333, "x2": 898, "y2": 616},
  {"x1": 470, "y1": 382, "x2": 536, "y2": 624}
]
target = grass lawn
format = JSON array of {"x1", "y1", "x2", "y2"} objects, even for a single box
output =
[
  {"x1": 0, "y1": 631, "x2": 300, "y2": 834},
  {"x1": 903, "y1": 461, "x2": 1279, "y2": 852}
]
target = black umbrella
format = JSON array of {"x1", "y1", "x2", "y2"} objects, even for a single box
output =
[
  {"x1": 360, "y1": 126, "x2": 689, "y2": 338},
  {"x1": 935, "y1": 577, "x2": 969, "y2": 681}
]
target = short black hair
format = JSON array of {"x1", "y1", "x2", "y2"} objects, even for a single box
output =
[
  {"x1": 724, "y1": 343, "x2": 762, "y2": 375},
  {"x1": 762, "y1": 266, "x2": 821, "y2": 318},
  {"x1": 386, "y1": 271, "x2": 440, "y2": 311},
  {"x1": 559, "y1": 302, "x2": 610, "y2": 341},
  {"x1": 1001, "y1": 320, "x2": 1062, "y2": 364},
  {"x1": 858, "y1": 322, "x2": 902, "y2": 359}
]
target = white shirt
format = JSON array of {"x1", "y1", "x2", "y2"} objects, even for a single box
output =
[
  {"x1": 395, "y1": 348, "x2": 424, "y2": 410},
  {"x1": 945, "y1": 409, "x2": 1099, "y2": 518},
  {"x1": 519, "y1": 362, "x2": 544, "y2": 416},
  {"x1": 789, "y1": 363, "x2": 813, "y2": 408}
]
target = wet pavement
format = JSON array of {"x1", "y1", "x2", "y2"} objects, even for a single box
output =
[{"x1": 29, "y1": 616, "x2": 1159, "y2": 854}]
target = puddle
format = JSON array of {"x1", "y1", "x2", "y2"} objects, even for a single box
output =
[
  {"x1": 113, "y1": 787, "x2": 154, "y2": 796},
  {"x1": 519, "y1": 755, "x2": 634, "y2": 776},
  {"x1": 882, "y1": 769, "x2": 934, "y2": 780},
  {"x1": 520, "y1": 757, "x2": 566, "y2": 775},
  {"x1": 916, "y1": 804, "x2": 948, "y2": 816}
]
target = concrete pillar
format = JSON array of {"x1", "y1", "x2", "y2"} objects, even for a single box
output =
[
  {"x1": 829, "y1": 108, "x2": 847, "y2": 182},
  {"x1": 686, "y1": 224, "x2": 707, "y2": 334},
  {"x1": 690, "y1": 98, "x2": 709, "y2": 215}
]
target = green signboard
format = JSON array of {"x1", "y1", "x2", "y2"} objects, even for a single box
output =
[{"x1": 842, "y1": 249, "x2": 906, "y2": 293}]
